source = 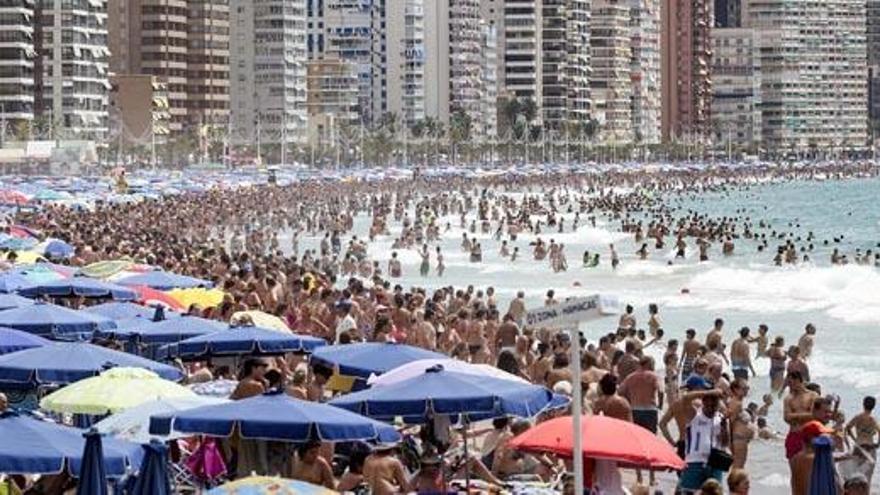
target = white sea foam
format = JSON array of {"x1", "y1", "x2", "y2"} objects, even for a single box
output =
[{"x1": 663, "y1": 264, "x2": 880, "y2": 325}]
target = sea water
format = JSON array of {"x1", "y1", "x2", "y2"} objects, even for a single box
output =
[{"x1": 290, "y1": 176, "x2": 880, "y2": 492}]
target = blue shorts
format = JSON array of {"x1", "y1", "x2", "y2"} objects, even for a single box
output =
[{"x1": 678, "y1": 462, "x2": 723, "y2": 492}]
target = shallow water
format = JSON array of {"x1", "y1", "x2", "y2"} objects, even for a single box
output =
[{"x1": 290, "y1": 177, "x2": 880, "y2": 492}]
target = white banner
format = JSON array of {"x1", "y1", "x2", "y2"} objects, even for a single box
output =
[{"x1": 524, "y1": 294, "x2": 620, "y2": 328}]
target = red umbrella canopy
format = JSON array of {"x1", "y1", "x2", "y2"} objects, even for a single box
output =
[{"x1": 508, "y1": 415, "x2": 685, "y2": 471}]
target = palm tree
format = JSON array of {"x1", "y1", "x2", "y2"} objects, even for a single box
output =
[{"x1": 449, "y1": 110, "x2": 472, "y2": 166}]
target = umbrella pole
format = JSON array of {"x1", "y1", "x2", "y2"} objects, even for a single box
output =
[
  {"x1": 570, "y1": 326, "x2": 584, "y2": 492},
  {"x1": 463, "y1": 417, "x2": 470, "y2": 492}
]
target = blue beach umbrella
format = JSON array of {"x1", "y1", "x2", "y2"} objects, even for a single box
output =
[
  {"x1": 0, "y1": 271, "x2": 32, "y2": 293},
  {"x1": 162, "y1": 325, "x2": 326, "y2": 359},
  {"x1": 0, "y1": 293, "x2": 35, "y2": 310},
  {"x1": 0, "y1": 411, "x2": 142, "y2": 476},
  {"x1": 18, "y1": 277, "x2": 138, "y2": 301},
  {"x1": 115, "y1": 271, "x2": 214, "y2": 291},
  {"x1": 83, "y1": 302, "x2": 179, "y2": 322},
  {"x1": 95, "y1": 315, "x2": 228, "y2": 345},
  {"x1": 150, "y1": 390, "x2": 400, "y2": 443},
  {"x1": 809, "y1": 435, "x2": 837, "y2": 495},
  {"x1": 310, "y1": 342, "x2": 446, "y2": 379},
  {"x1": 0, "y1": 327, "x2": 50, "y2": 355},
  {"x1": 130, "y1": 441, "x2": 171, "y2": 495},
  {"x1": 0, "y1": 342, "x2": 183, "y2": 388},
  {"x1": 329, "y1": 364, "x2": 556, "y2": 423},
  {"x1": 0, "y1": 301, "x2": 115, "y2": 339},
  {"x1": 34, "y1": 238, "x2": 75, "y2": 260},
  {"x1": 76, "y1": 429, "x2": 109, "y2": 495}
]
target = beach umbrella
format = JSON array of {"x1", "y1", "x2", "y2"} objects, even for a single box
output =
[
  {"x1": 76, "y1": 429, "x2": 109, "y2": 495},
  {"x1": 131, "y1": 285, "x2": 187, "y2": 312},
  {"x1": 0, "y1": 293, "x2": 34, "y2": 310},
  {"x1": 33, "y1": 238, "x2": 75, "y2": 259},
  {"x1": 507, "y1": 415, "x2": 685, "y2": 471},
  {"x1": 17, "y1": 277, "x2": 138, "y2": 301},
  {"x1": 130, "y1": 441, "x2": 172, "y2": 495},
  {"x1": 367, "y1": 358, "x2": 529, "y2": 388},
  {"x1": 0, "y1": 327, "x2": 50, "y2": 355},
  {"x1": 0, "y1": 235, "x2": 36, "y2": 251},
  {"x1": 150, "y1": 390, "x2": 400, "y2": 444},
  {"x1": 809, "y1": 436, "x2": 837, "y2": 495},
  {"x1": 13, "y1": 262, "x2": 78, "y2": 279},
  {"x1": 116, "y1": 271, "x2": 214, "y2": 291},
  {"x1": 166, "y1": 288, "x2": 225, "y2": 309},
  {"x1": 310, "y1": 342, "x2": 446, "y2": 380},
  {"x1": 83, "y1": 302, "x2": 178, "y2": 322},
  {"x1": 8, "y1": 225, "x2": 40, "y2": 239},
  {"x1": 96, "y1": 396, "x2": 228, "y2": 444},
  {"x1": 95, "y1": 315, "x2": 227, "y2": 345},
  {"x1": 207, "y1": 476, "x2": 338, "y2": 495},
  {"x1": 0, "y1": 342, "x2": 183, "y2": 388},
  {"x1": 161, "y1": 325, "x2": 326, "y2": 360},
  {"x1": 230, "y1": 310, "x2": 290, "y2": 332},
  {"x1": 80, "y1": 260, "x2": 135, "y2": 279},
  {"x1": 0, "y1": 301, "x2": 116, "y2": 339},
  {"x1": 329, "y1": 364, "x2": 556, "y2": 422},
  {"x1": 0, "y1": 411, "x2": 143, "y2": 476},
  {"x1": 189, "y1": 379, "x2": 237, "y2": 399},
  {"x1": 40, "y1": 367, "x2": 196, "y2": 416},
  {"x1": 11, "y1": 251, "x2": 46, "y2": 264},
  {"x1": 0, "y1": 191, "x2": 29, "y2": 206},
  {"x1": 0, "y1": 271, "x2": 32, "y2": 293}
]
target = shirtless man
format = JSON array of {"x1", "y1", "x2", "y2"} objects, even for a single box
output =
[
  {"x1": 290, "y1": 441, "x2": 336, "y2": 489},
  {"x1": 230, "y1": 358, "x2": 268, "y2": 400},
  {"x1": 466, "y1": 309, "x2": 489, "y2": 364},
  {"x1": 751, "y1": 324, "x2": 770, "y2": 358},
  {"x1": 593, "y1": 374, "x2": 632, "y2": 422},
  {"x1": 705, "y1": 318, "x2": 724, "y2": 353},
  {"x1": 507, "y1": 291, "x2": 526, "y2": 322},
  {"x1": 783, "y1": 371, "x2": 819, "y2": 462},
  {"x1": 618, "y1": 305, "x2": 636, "y2": 332},
  {"x1": 495, "y1": 314, "x2": 520, "y2": 355},
  {"x1": 363, "y1": 445, "x2": 410, "y2": 495},
  {"x1": 798, "y1": 323, "x2": 817, "y2": 360},
  {"x1": 790, "y1": 422, "x2": 834, "y2": 495},
  {"x1": 680, "y1": 329, "x2": 701, "y2": 381},
  {"x1": 730, "y1": 327, "x2": 756, "y2": 381},
  {"x1": 619, "y1": 356, "x2": 664, "y2": 433}
]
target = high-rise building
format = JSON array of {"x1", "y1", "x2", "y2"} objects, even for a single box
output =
[
  {"x1": 660, "y1": 0, "x2": 713, "y2": 142},
  {"x1": 711, "y1": 28, "x2": 761, "y2": 154},
  {"x1": 746, "y1": 0, "x2": 867, "y2": 152},
  {"x1": 500, "y1": 0, "x2": 541, "y2": 103},
  {"x1": 590, "y1": 0, "x2": 632, "y2": 142},
  {"x1": 375, "y1": 0, "x2": 425, "y2": 127},
  {"x1": 229, "y1": 0, "x2": 308, "y2": 148},
  {"x1": 714, "y1": 0, "x2": 741, "y2": 28},
  {"x1": 107, "y1": 0, "x2": 230, "y2": 136},
  {"x1": 35, "y1": 0, "x2": 111, "y2": 140},
  {"x1": 0, "y1": 0, "x2": 35, "y2": 130},
  {"x1": 480, "y1": 19, "x2": 499, "y2": 138},
  {"x1": 306, "y1": 56, "x2": 359, "y2": 146},
  {"x1": 630, "y1": 0, "x2": 661, "y2": 144},
  {"x1": 308, "y1": 0, "x2": 374, "y2": 123},
  {"x1": 541, "y1": 0, "x2": 572, "y2": 132},
  {"x1": 867, "y1": 1, "x2": 880, "y2": 130},
  {"x1": 565, "y1": 0, "x2": 591, "y2": 130}
]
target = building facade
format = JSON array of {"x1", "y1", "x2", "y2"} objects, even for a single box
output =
[
  {"x1": 710, "y1": 28, "x2": 761, "y2": 154},
  {"x1": 746, "y1": 0, "x2": 867, "y2": 152},
  {"x1": 590, "y1": 0, "x2": 632, "y2": 142},
  {"x1": 867, "y1": 0, "x2": 880, "y2": 131},
  {"x1": 660, "y1": 0, "x2": 713, "y2": 142},
  {"x1": 306, "y1": 57, "x2": 358, "y2": 147},
  {"x1": 230, "y1": 0, "x2": 308, "y2": 148},
  {"x1": 35, "y1": 0, "x2": 111, "y2": 140},
  {"x1": 0, "y1": 0, "x2": 35, "y2": 132},
  {"x1": 376, "y1": 0, "x2": 425, "y2": 128},
  {"x1": 630, "y1": 0, "x2": 661, "y2": 144}
]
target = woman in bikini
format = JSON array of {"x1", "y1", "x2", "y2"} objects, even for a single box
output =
[{"x1": 727, "y1": 379, "x2": 755, "y2": 469}]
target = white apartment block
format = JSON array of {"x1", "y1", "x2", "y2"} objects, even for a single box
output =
[
  {"x1": 746, "y1": 0, "x2": 868, "y2": 152},
  {"x1": 230, "y1": 0, "x2": 308, "y2": 147},
  {"x1": 629, "y1": 0, "x2": 660, "y2": 144},
  {"x1": 480, "y1": 19, "x2": 498, "y2": 138},
  {"x1": 36, "y1": 0, "x2": 110, "y2": 140},
  {"x1": 375, "y1": 0, "x2": 425, "y2": 127},
  {"x1": 590, "y1": 0, "x2": 632, "y2": 142},
  {"x1": 711, "y1": 28, "x2": 761, "y2": 153},
  {"x1": 0, "y1": 0, "x2": 35, "y2": 127}
]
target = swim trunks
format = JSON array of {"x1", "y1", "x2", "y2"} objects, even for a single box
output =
[
  {"x1": 632, "y1": 408, "x2": 659, "y2": 434},
  {"x1": 785, "y1": 430, "x2": 804, "y2": 459}
]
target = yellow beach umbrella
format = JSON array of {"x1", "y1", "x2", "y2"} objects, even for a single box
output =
[
  {"x1": 40, "y1": 367, "x2": 195, "y2": 415},
  {"x1": 80, "y1": 259, "x2": 134, "y2": 279},
  {"x1": 14, "y1": 251, "x2": 47, "y2": 264},
  {"x1": 166, "y1": 287, "x2": 225, "y2": 309},
  {"x1": 230, "y1": 310, "x2": 290, "y2": 333},
  {"x1": 207, "y1": 476, "x2": 338, "y2": 495}
]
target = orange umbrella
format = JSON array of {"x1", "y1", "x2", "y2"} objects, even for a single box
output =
[
  {"x1": 131, "y1": 285, "x2": 186, "y2": 312},
  {"x1": 508, "y1": 414, "x2": 685, "y2": 470}
]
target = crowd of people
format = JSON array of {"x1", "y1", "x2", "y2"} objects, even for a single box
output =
[{"x1": 6, "y1": 161, "x2": 880, "y2": 493}]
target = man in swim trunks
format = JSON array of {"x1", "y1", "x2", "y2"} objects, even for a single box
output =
[
  {"x1": 680, "y1": 329, "x2": 701, "y2": 381},
  {"x1": 620, "y1": 355, "x2": 664, "y2": 433},
  {"x1": 730, "y1": 327, "x2": 756, "y2": 381},
  {"x1": 783, "y1": 371, "x2": 818, "y2": 462}
]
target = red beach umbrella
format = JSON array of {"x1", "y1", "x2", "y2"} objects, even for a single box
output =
[
  {"x1": 508, "y1": 414, "x2": 685, "y2": 471},
  {"x1": 131, "y1": 285, "x2": 186, "y2": 312}
]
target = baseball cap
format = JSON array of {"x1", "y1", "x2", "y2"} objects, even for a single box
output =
[
  {"x1": 684, "y1": 375, "x2": 713, "y2": 391},
  {"x1": 801, "y1": 420, "x2": 834, "y2": 441}
]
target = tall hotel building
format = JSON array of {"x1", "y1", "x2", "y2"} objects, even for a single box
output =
[{"x1": 0, "y1": 0, "x2": 35, "y2": 128}]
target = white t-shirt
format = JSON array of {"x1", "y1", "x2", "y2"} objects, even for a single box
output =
[
  {"x1": 684, "y1": 408, "x2": 722, "y2": 464},
  {"x1": 335, "y1": 314, "x2": 357, "y2": 343}
]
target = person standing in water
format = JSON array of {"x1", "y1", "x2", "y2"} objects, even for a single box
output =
[{"x1": 435, "y1": 246, "x2": 445, "y2": 277}]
